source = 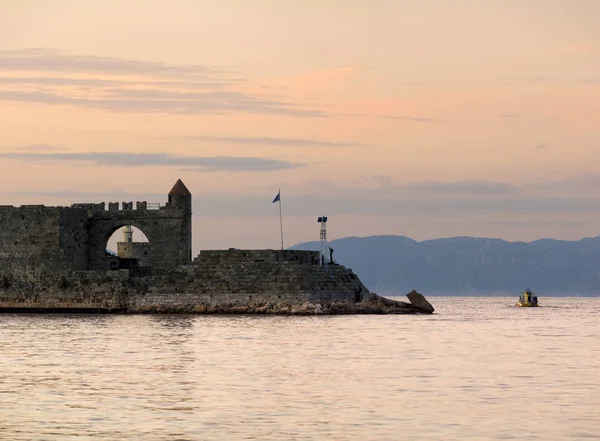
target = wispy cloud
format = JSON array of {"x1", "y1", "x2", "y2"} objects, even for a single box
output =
[
  {"x1": 351, "y1": 176, "x2": 517, "y2": 197},
  {"x1": 498, "y1": 76, "x2": 600, "y2": 86},
  {"x1": 0, "y1": 48, "x2": 223, "y2": 78},
  {"x1": 535, "y1": 143, "x2": 547, "y2": 150},
  {"x1": 11, "y1": 188, "x2": 597, "y2": 218},
  {"x1": 5, "y1": 175, "x2": 600, "y2": 219},
  {"x1": 498, "y1": 76, "x2": 554, "y2": 83},
  {"x1": 0, "y1": 150, "x2": 305, "y2": 172},
  {"x1": 0, "y1": 88, "x2": 324, "y2": 117},
  {"x1": 344, "y1": 112, "x2": 444, "y2": 122},
  {"x1": 0, "y1": 143, "x2": 67, "y2": 152},
  {"x1": 404, "y1": 179, "x2": 517, "y2": 196},
  {"x1": 0, "y1": 48, "x2": 325, "y2": 117},
  {"x1": 374, "y1": 115, "x2": 445, "y2": 122},
  {"x1": 0, "y1": 76, "x2": 235, "y2": 89},
  {"x1": 182, "y1": 135, "x2": 362, "y2": 147}
]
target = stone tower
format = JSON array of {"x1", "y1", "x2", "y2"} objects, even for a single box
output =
[
  {"x1": 122, "y1": 225, "x2": 133, "y2": 243},
  {"x1": 167, "y1": 179, "x2": 193, "y2": 263}
]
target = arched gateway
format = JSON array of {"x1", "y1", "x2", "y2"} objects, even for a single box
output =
[{"x1": 84, "y1": 179, "x2": 192, "y2": 270}]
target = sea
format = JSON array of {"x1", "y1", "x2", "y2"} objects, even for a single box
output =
[{"x1": 1, "y1": 297, "x2": 598, "y2": 441}]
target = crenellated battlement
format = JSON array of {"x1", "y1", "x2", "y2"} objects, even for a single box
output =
[{"x1": 70, "y1": 200, "x2": 169, "y2": 215}]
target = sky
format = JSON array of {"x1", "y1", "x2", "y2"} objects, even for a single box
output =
[{"x1": 1, "y1": 0, "x2": 599, "y2": 254}]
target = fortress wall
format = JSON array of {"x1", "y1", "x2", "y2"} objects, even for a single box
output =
[
  {"x1": 195, "y1": 249, "x2": 321, "y2": 265},
  {"x1": 0, "y1": 270, "x2": 132, "y2": 310},
  {"x1": 0, "y1": 206, "x2": 65, "y2": 276},
  {"x1": 0, "y1": 259, "x2": 369, "y2": 313},
  {"x1": 58, "y1": 207, "x2": 92, "y2": 271},
  {"x1": 0, "y1": 205, "x2": 95, "y2": 275},
  {"x1": 0, "y1": 199, "x2": 192, "y2": 275},
  {"x1": 134, "y1": 262, "x2": 368, "y2": 312}
]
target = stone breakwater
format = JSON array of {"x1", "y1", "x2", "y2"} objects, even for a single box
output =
[{"x1": 0, "y1": 250, "x2": 434, "y2": 315}]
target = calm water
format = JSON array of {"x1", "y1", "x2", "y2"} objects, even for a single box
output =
[{"x1": 1, "y1": 297, "x2": 599, "y2": 441}]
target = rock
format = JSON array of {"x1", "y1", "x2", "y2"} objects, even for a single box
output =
[
  {"x1": 353, "y1": 291, "x2": 435, "y2": 315},
  {"x1": 293, "y1": 301, "x2": 316, "y2": 315},
  {"x1": 357, "y1": 294, "x2": 387, "y2": 314},
  {"x1": 406, "y1": 290, "x2": 435, "y2": 314}
]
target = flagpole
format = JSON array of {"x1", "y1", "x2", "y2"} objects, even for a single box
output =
[{"x1": 278, "y1": 188, "x2": 284, "y2": 250}]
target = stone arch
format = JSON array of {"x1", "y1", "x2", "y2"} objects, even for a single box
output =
[
  {"x1": 86, "y1": 205, "x2": 191, "y2": 270},
  {"x1": 89, "y1": 219, "x2": 157, "y2": 270},
  {"x1": 106, "y1": 223, "x2": 153, "y2": 269}
]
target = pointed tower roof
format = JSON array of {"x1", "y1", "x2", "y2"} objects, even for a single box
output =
[{"x1": 169, "y1": 179, "x2": 191, "y2": 196}]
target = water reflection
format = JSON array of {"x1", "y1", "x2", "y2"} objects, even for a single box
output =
[{"x1": 0, "y1": 298, "x2": 599, "y2": 440}]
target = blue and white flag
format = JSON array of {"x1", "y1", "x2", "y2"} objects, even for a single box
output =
[{"x1": 272, "y1": 191, "x2": 280, "y2": 203}]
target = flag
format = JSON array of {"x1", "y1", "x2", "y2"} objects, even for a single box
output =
[{"x1": 272, "y1": 191, "x2": 280, "y2": 203}]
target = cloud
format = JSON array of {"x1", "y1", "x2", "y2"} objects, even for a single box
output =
[
  {"x1": 375, "y1": 115, "x2": 445, "y2": 122},
  {"x1": 0, "y1": 150, "x2": 305, "y2": 172},
  {"x1": 345, "y1": 113, "x2": 444, "y2": 122},
  {"x1": 0, "y1": 89, "x2": 324, "y2": 117},
  {"x1": 531, "y1": 174, "x2": 600, "y2": 195},
  {"x1": 182, "y1": 136, "x2": 362, "y2": 147},
  {"x1": 498, "y1": 76, "x2": 600, "y2": 86},
  {"x1": 404, "y1": 179, "x2": 517, "y2": 196},
  {"x1": 53, "y1": 190, "x2": 600, "y2": 218},
  {"x1": 0, "y1": 49, "x2": 326, "y2": 117},
  {"x1": 501, "y1": 114, "x2": 519, "y2": 118},
  {"x1": 5, "y1": 175, "x2": 600, "y2": 220},
  {"x1": 498, "y1": 76, "x2": 554, "y2": 83},
  {"x1": 0, "y1": 48, "x2": 223, "y2": 78},
  {"x1": 535, "y1": 143, "x2": 547, "y2": 150},
  {"x1": 0, "y1": 143, "x2": 66, "y2": 152},
  {"x1": 0, "y1": 76, "x2": 235, "y2": 89}
]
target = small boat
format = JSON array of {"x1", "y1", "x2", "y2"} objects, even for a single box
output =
[{"x1": 516, "y1": 287, "x2": 539, "y2": 307}]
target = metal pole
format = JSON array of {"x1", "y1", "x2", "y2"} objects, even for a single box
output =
[{"x1": 278, "y1": 189, "x2": 284, "y2": 250}]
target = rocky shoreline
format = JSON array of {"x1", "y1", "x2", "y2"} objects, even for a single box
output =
[{"x1": 135, "y1": 290, "x2": 435, "y2": 315}]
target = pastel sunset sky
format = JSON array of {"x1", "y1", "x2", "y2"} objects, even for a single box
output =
[{"x1": 1, "y1": 0, "x2": 599, "y2": 253}]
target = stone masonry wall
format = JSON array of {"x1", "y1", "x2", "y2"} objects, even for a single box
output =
[
  {"x1": 0, "y1": 205, "x2": 61, "y2": 275},
  {"x1": 117, "y1": 242, "x2": 152, "y2": 267},
  {"x1": 195, "y1": 249, "x2": 321, "y2": 265},
  {"x1": 0, "y1": 253, "x2": 369, "y2": 313},
  {"x1": 0, "y1": 270, "x2": 132, "y2": 310},
  {"x1": 0, "y1": 205, "x2": 89, "y2": 276}
]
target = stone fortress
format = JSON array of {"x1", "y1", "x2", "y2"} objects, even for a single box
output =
[{"x1": 0, "y1": 180, "x2": 433, "y2": 314}]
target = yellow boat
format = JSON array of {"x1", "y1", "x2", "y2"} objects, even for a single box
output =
[{"x1": 516, "y1": 288, "x2": 539, "y2": 307}]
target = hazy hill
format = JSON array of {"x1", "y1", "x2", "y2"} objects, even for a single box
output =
[{"x1": 290, "y1": 235, "x2": 600, "y2": 296}]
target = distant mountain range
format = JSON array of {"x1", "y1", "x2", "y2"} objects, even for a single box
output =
[{"x1": 290, "y1": 235, "x2": 600, "y2": 296}]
